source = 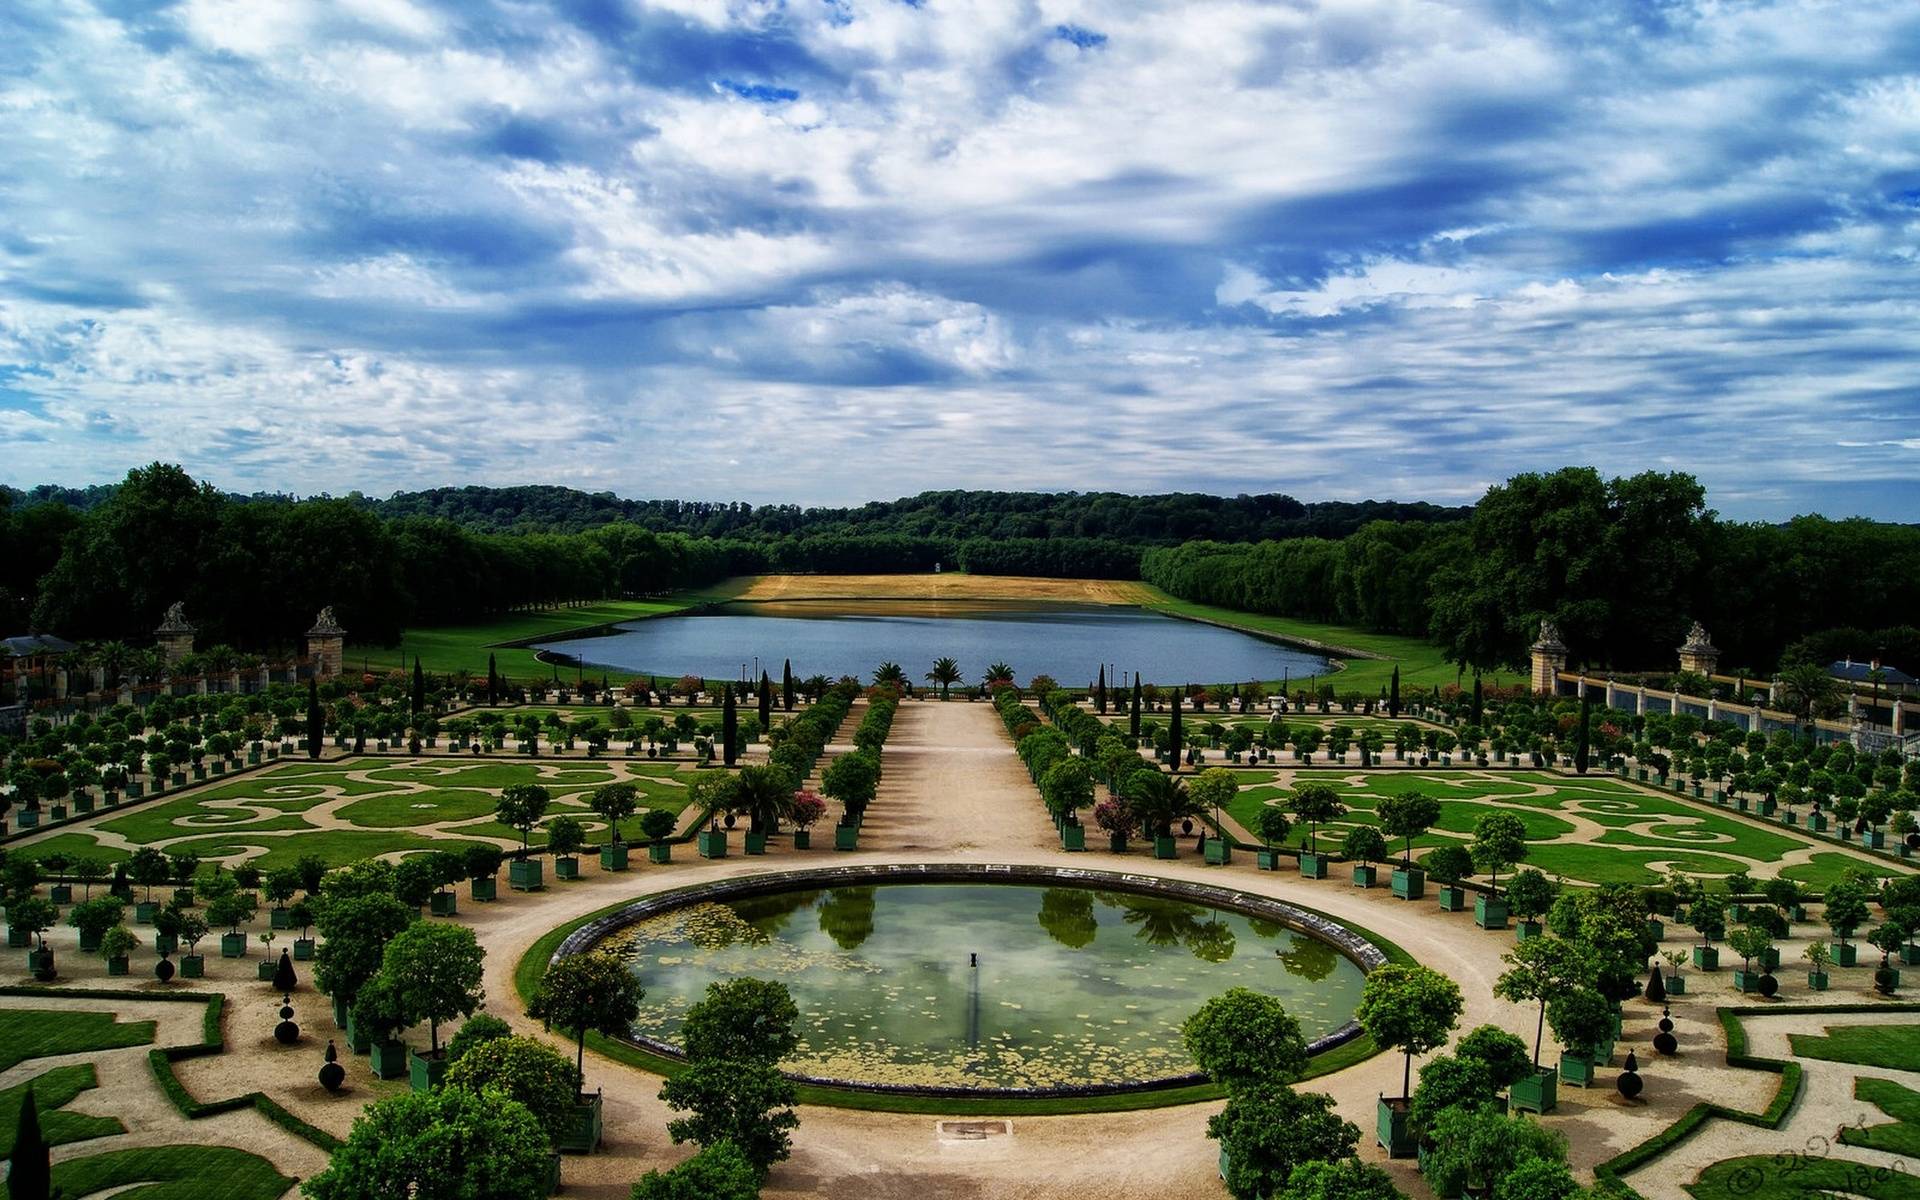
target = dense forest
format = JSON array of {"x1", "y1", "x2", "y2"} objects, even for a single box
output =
[{"x1": 3, "y1": 465, "x2": 1915, "y2": 675}]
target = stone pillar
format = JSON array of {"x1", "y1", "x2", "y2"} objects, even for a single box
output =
[
  {"x1": 154, "y1": 601, "x2": 196, "y2": 666},
  {"x1": 1707, "y1": 698, "x2": 1719, "y2": 723},
  {"x1": 53, "y1": 669, "x2": 68, "y2": 700},
  {"x1": 1529, "y1": 620, "x2": 1568, "y2": 696},
  {"x1": 305, "y1": 607, "x2": 347, "y2": 679},
  {"x1": 1636, "y1": 686, "x2": 1647, "y2": 716},
  {"x1": 118, "y1": 684, "x2": 134, "y2": 706},
  {"x1": 1676, "y1": 622, "x2": 1719, "y2": 677}
]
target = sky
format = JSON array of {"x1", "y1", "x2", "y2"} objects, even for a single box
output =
[{"x1": 1, "y1": 0, "x2": 1917, "y2": 520}]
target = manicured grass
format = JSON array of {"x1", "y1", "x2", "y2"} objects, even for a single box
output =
[
  {"x1": 1134, "y1": 584, "x2": 1518, "y2": 692},
  {"x1": 8, "y1": 832, "x2": 128, "y2": 865},
  {"x1": 1516, "y1": 845, "x2": 1749, "y2": 887},
  {"x1": 351, "y1": 585, "x2": 746, "y2": 675},
  {"x1": 514, "y1": 887, "x2": 1408, "y2": 1115},
  {"x1": 0, "y1": 1009, "x2": 156, "y2": 1072},
  {"x1": 159, "y1": 829, "x2": 494, "y2": 871},
  {"x1": 1783, "y1": 852, "x2": 1900, "y2": 890},
  {"x1": 100, "y1": 804, "x2": 317, "y2": 845},
  {"x1": 1688, "y1": 1155, "x2": 1920, "y2": 1199},
  {"x1": 0, "y1": 1065, "x2": 124, "y2": 1152},
  {"x1": 50, "y1": 1145, "x2": 295, "y2": 1200},
  {"x1": 1789, "y1": 1024, "x2": 1920, "y2": 1072},
  {"x1": 1842, "y1": 1076, "x2": 1920, "y2": 1159}
]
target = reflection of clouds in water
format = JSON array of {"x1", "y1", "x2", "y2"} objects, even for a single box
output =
[{"x1": 618, "y1": 884, "x2": 1363, "y2": 1087}]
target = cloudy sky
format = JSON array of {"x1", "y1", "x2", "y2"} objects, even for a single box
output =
[{"x1": 2, "y1": 0, "x2": 1917, "y2": 518}]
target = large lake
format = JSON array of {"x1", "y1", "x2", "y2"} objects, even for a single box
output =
[{"x1": 534, "y1": 600, "x2": 1330, "y2": 686}]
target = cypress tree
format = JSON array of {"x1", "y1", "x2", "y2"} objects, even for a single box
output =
[
  {"x1": 782, "y1": 659, "x2": 795, "y2": 711},
  {"x1": 1130, "y1": 678, "x2": 1142, "y2": 741},
  {"x1": 305, "y1": 678, "x2": 323, "y2": 761},
  {"x1": 1169, "y1": 689, "x2": 1184, "y2": 772},
  {"x1": 722, "y1": 686, "x2": 738, "y2": 768},
  {"x1": 758, "y1": 671, "x2": 773, "y2": 729},
  {"x1": 8, "y1": 1085, "x2": 50, "y2": 1200},
  {"x1": 410, "y1": 657, "x2": 426, "y2": 716},
  {"x1": 1389, "y1": 666, "x2": 1401, "y2": 719},
  {"x1": 1575, "y1": 689, "x2": 1593, "y2": 775},
  {"x1": 1095, "y1": 665, "x2": 1106, "y2": 714},
  {"x1": 1471, "y1": 674, "x2": 1484, "y2": 726},
  {"x1": 487, "y1": 654, "x2": 498, "y2": 707}
]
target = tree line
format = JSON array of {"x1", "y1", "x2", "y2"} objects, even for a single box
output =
[{"x1": 1144, "y1": 467, "x2": 1920, "y2": 675}]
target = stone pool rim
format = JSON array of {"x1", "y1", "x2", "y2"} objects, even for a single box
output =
[{"x1": 553, "y1": 861, "x2": 1388, "y2": 1099}]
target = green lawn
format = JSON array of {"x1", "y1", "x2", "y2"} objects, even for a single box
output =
[
  {"x1": 0, "y1": 1010, "x2": 156, "y2": 1072},
  {"x1": 1135, "y1": 584, "x2": 1517, "y2": 692},
  {"x1": 158, "y1": 829, "x2": 495, "y2": 871},
  {"x1": 1843, "y1": 1076, "x2": 1920, "y2": 1159},
  {"x1": 1785, "y1": 853, "x2": 1900, "y2": 890},
  {"x1": 50, "y1": 1145, "x2": 294, "y2": 1200},
  {"x1": 0, "y1": 1065, "x2": 124, "y2": 1153},
  {"x1": 1689, "y1": 1156, "x2": 1920, "y2": 1200},
  {"x1": 351, "y1": 583, "x2": 747, "y2": 676},
  {"x1": 1789, "y1": 1024, "x2": 1920, "y2": 1072}
]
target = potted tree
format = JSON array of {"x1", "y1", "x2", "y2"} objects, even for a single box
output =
[
  {"x1": 1357, "y1": 964, "x2": 1463, "y2": 1158},
  {"x1": 592, "y1": 782, "x2": 639, "y2": 871},
  {"x1": 1550, "y1": 987, "x2": 1613, "y2": 1086},
  {"x1": 789, "y1": 791, "x2": 826, "y2": 850},
  {"x1": 1494, "y1": 936, "x2": 1589, "y2": 1114},
  {"x1": 177, "y1": 910, "x2": 210, "y2": 978},
  {"x1": 465, "y1": 844, "x2": 505, "y2": 902},
  {"x1": 1506, "y1": 869, "x2": 1558, "y2": 942},
  {"x1": 265, "y1": 868, "x2": 300, "y2": 930},
  {"x1": 1188, "y1": 767, "x2": 1237, "y2": 865},
  {"x1": 1805, "y1": 940, "x2": 1833, "y2": 991},
  {"x1": 641, "y1": 808, "x2": 677, "y2": 863},
  {"x1": 528, "y1": 951, "x2": 648, "y2": 1154},
  {"x1": 128, "y1": 847, "x2": 170, "y2": 925},
  {"x1": 497, "y1": 783, "x2": 551, "y2": 890},
  {"x1": 1253, "y1": 806, "x2": 1291, "y2": 871},
  {"x1": 1427, "y1": 845, "x2": 1475, "y2": 913},
  {"x1": 1123, "y1": 768, "x2": 1195, "y2": 861},
  {"x1": 548, "y1": 815, "x2": 587, "y2": 880},
  {"x1": 1662, "y1": 949, "x2": 1688, "y2": 995},
  {"x1": 352, "y1": 973, "x2": 410, "y2": 1079},
  {"x1": 737, "y1": 764, "x2": 798, "y2": 855},
  {"x1": 67, "y1": 896, "x2": 125, "y2": 953},
  {"x1": 1870, "y1": 922, "x2": 1906, "y2": 994},
  {"x1": 1379, "y1": 791, "x2": 1440, "y2": 901},
  {"x1": 9, "y1": 897, "x2": 57, "y2": 980},
  {"x1": 258, "y1": 930, "x2": 280, "y2": 980},
  {"x1": 1470, "y1": 812, "x2": 1528, "y2": 930},
  {"x1": 1343, "y1": 826, "x2": 1387, "y2": 888},
  {"x1": 290, "y1": 900, "x2": 317, "y2": 960},
  {"x1": 1729, "y1": 925, "x2": 1775, "y2": 994},
  {"x1": 1690, "y1": 893, "x2": 1727, "y2": 970},
  {"x1": 152, "y1": 902, "x2": 183, "y2": 960},
  {"x1": 169, "y1": 852, "x2": 201, "y2": 907},
  {"x1": 1290, "y1": 782, "x2": 1346, "y2": 880},
  {"x1": 1826, "y1": 880, "x2": 1870, "y2": 968},
  {"x1": 427, "y1": 850, "x2": 463, "y2": 916},
  {"x1": 379, "y1": 922, "x2": 486, "y2": 1091},
  {"x1": 209, "y1": 891, "x2": 257, "y2": 958}
]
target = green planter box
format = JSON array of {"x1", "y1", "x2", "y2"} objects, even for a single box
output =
[
  {"x1": 472, "y1": 877, "x2": 500, "y2": 901},
  {"x1": 1693, "y1": 946, "x2": 1720, "y2": 970},
  {"x1": 101, "y1": 955, "x2": 128, "y2": 977},
  {"x1": 1646, "y1": 919, "x2": 1665, "y2": 942},
  {"x1": 1834, "y1": 943, "x2": 1858, "y2": 967},
  {"x1": 834, "y1": 825, "x2": 859, "y2": 851},
  {"x1": 1509, "y1": 1068, "x2": 1558, "y2": 1114},
  {"x1": 1255, "y1": 849, "x2": 1282, "y2": 871},
  {"x1": 1437, "y1": 886, "x2": 1467, "y2": 912},
  {"x1": 1762, "y1": 947, "x2": 1781, "y2": 972},
  {"x1": 1153, "y1": 835, "x2": 1177, "y2": 860},
  {"x1": 15, "y1": 810, "x2": 38, "y2": 829},
  {"x1": 791, "y1": 830, "x2": 812, "y2": 850},
  {"x1": 1559, "y1": 1055, "x2": 1595, "y2": 1086},
  {"x1": 554, "y1": 856, "x2": 580, "y2": 880},
  {"x1": 430, "y1": 892, "x2": 458, "y2": 917},
  {"x1": 174, "y1": 889, "x2": 196, "y2": 906},
  {"x1": 29, "y1": 949, "x2": 55, "y2": 980},
  {"x1": 649, "y1": 842, "x2": 673, "y2": 863},
  {"x1": 1809, "y1": 971, "x2": 1830, "y2": 991},
  {"x1": 1759, "y1": 796, "x2": 1777, "y2": 816},
  {"x1": 1352, "y1": 865, "x2": 1376, "y2": 888},
  {"x1": 50, "y1": 805, "x2": 68, "y2": 821},
  {"x1": 409, "y1": 1049, "x2": 448, "y2": 1091},
  {"x1": 78, "y1": 928, "x2": 102, "y2": 952},
  {"x1": 698, "y1": 830, "x2": 729, "y2": 859},
  {"x1": 6, "y1": 928, "x2": 29, "y2": 949},
  {"x1": 74, "y1": 796, "x2": 94, "y2": 815},
  {"x1": 1204, "y1": 838, "x2": 1231, "y2": 865},
  {"x1": 745, "y1": 831, "x2": 769, "y2": 855},
  {"x1": 1299, "y1": 853, "x2": 1329, "y2": 880},
  {"x1": 270, "y1": 907, "x2": 293, "y2": 930},
  {"x1": 1732, "y1": 969, "x2": 1762, "y2": 993},
  {"x1": 1376, "y1": 1098, "x2": 1416, "y2": 1158},
  {"x1": 294, "y1": 938, "x2": 315, "y2": 961},
  {"x1": 599, "y1": 843, "x2": 631, "y2": 872},
  {"x1": 507, "y1": 860, "x2": 543, "y2": 891},
  {"x1": 1475, "y1": 896, "x2": 1510, "y2": 930},
  {"x1": 1808, "y1": 814, "x2": 1828, "y2": 833},
  {"x1": 257, "y1": 960, "x2": 277, "y2": 981},
  {"x1": 1391, "y1": 867, "x2": 1426, "y2": 901},
  {"x1": 155, "y1": 933, "x2": 177, "y2": 956},
  {"x1": 557, "y1": 1092, "x2": 604, "y2": 1154},
  {"x1": 1667, "y1": 974, "x2": 1685, "y2": 994},
  {"x1": 1061, "y1": 824, "x2": 1087, "y2": 852},
  {"x1": 345, "y1": 1011, "x2": 371, "y2": 1054},
  {"x1": 370, "y1": 1040, "x2": 408, "y2": 1080},
  {"x1": 1864, "y1": 830, "x2": 1887, "y2": 850},
  {"x1": 221, "y1": 932, "x2": 248, "y2": 958},
  {"x1": 1516, "y1": 920, "x2": 1543, "y2": 942},
  {"x1": 182, "y1": 955, "x2": 205, "y2": 979},
  {"x1": 51, "y1": 884, "x2": 73, "y2": 904}
]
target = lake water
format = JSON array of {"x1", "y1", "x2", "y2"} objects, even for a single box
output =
[
  {"x1": 606, "y1": 882, "x2": 1366, "y2": 1089},
  {"x1": 534, "y1": 600, "x2": 1330, "y2": 687}
]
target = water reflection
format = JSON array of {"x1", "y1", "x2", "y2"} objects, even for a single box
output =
[
  {"x1": 1037, "y1": 888, "x2": 1099, "y2": 948},
  {"x1": 817, "y1": 887, "x2": 877, "y2": 950}
]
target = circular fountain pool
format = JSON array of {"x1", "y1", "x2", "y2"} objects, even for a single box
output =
[{"x1": 557, "y1": 865, "x2": 1384, "y2": 1096}]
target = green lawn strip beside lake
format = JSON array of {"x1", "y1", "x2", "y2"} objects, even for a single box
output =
[
  {"x1": 157, "y1": 830, "x2": 495, "y2": 871},
  {"x1": 1842, "y1": 1076, "x2": 1920, "y2": 1159},
  {"x1": 1133, "y1": 585, "x2": 1517, "y2": 692},
  {"x1": 0, "y1": 1064, "x2": 124, "y2": 1152},
  {"x1": 0, "y1": 1009, "x2": 156, "y2": 1072},
  {"x1": 514, "y1": 890, "x2": 1407, "y2": 1115},
  {"x1": 1790, "y1": 1024, "x2": 1920, "y2": 1072},
  {"x1": 50, "y1": 1145, "x2": 295, "y2": 1200}
]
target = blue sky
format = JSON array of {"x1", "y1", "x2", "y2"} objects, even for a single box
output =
[{"x1": 1, "y1": 0, "x2": 1916, "y2": 519}]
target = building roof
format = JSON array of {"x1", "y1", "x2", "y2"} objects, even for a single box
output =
[
  {"x1": 1830, "y1": 660, "x2": 1916, "y2": 686},
  {"x1": 2, "y1": 634, "x2": 77, "y2": 657}
]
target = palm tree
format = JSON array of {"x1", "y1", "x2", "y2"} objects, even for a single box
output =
[
  {"x1": 1778, "y1": 663, "x2": 1839, "y2": 734},
  {"x1": 925, "y1": 657, "x2": 962, "y2": 700},
  {"x1": 984, "y1": 662, "x2": 1015, "y2": 688},
  {"x1": 873, "y1": 662, "x2": 907, "y2": 689},
  {"x1": 1123, "y1": 769, "x2": 1198, "y2": 839},
  {"x1": 733, "y1": 765, "x2": 796, "y2": 835},
  {"x1": 90, "y1": 641, "x2": 133, "y2": 688}
]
